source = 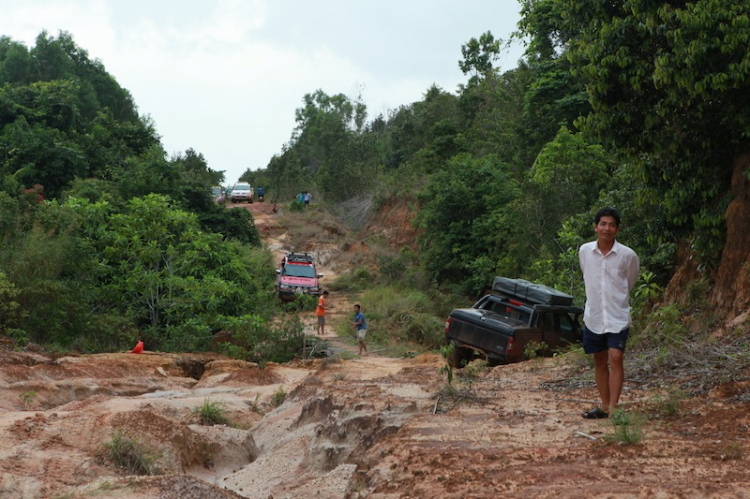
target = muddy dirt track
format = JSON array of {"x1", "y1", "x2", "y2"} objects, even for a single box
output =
[{"x1": 0, "y1": 202, "x2": 748, "y2": 498}]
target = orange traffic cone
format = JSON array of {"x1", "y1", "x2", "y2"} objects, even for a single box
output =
[{"x1": 131, "y1": 340, "x2": 144, "y2": 354}]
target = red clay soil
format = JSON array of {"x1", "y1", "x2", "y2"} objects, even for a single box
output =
[{"x1": 1, "y1": 201, "x2": 749, "y2": 498}]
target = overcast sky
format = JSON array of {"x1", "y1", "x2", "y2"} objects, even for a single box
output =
[{"x1": 0, "y1": 0, "x2": 526, "y2": 184}]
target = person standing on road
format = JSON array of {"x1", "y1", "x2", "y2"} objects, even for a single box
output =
[
  {"x1": 316, "y1": 290, "x2": 330, "y2": 336},
  {"x1": 579, "y1": 207, "x2": 640, "y2": 419},
  {"x1": 304, "y1": 191, "x2": 311, "y2": 207},
  {"x1": 352, "y1": 304, "x2": 367, "y2": 356}
]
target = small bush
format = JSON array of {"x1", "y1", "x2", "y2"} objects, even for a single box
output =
[
  {"x1": 282, "y1": 293, "x2": 317, "y2": 313},
  {"x1": 651, "y1": 386, "x2": 685, "y2": 418},
  {"x1": 439, "y1": 343, "x2": 456, "y2": 385},
  {"x1": 378, "y1": 254, "x2": 407, "y2": 280},
  {"x1": 329, "y1": 267, "x2": 375, "y2": 293},
  {"x1": 19, "y1": 390, "x2": 37, "y2": 410},
  {"x1": 523, "y1": 341, "x2": 549, "y2": 361},
  {"x1": 360, "y1": 285, "x2": 445, "y2": 348},
  {"x1": 270, "y1": 386, "x2": 287, "y2": 408},
  {"x1": 193, "y1": 399, "x2": 230, "y2": 426},
  {"x1": 216, "y1": 313, "x2": 305, "y2": 366},
  {"x1": 718, "y1": 442, "x2": 743, "y2": 461},
  {"x1": 288, "y1": 200, "x2": 305, "y2": 212},
  {"x1": 553, "y1": 343, "x2": 591, "y2": 369},
  {"x1": 604, "y1": 410, "x2": 644, "y2": 445},
  {"x1": 103, "y1": 430, "x2": 161, "y2": 475}
]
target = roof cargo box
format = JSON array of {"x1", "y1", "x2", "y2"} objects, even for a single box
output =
[{"x1": 492, "y1": 277, "x2": 573, "y2": 306}]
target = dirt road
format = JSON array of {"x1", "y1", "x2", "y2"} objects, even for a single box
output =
[{"x1": 0, "y1": 203, "x2": 748, "y2": 498}]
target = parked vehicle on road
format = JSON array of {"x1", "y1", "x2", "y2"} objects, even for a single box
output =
[
  {"x1": 276, "y1": 252, "x2": 323, "y2": 300},
  {"x1": 229, "y1": 182, "x2": 254, "y2": 203},
  {"x1": 445, "y1": 277, "x2": 583, "y2": 367}
]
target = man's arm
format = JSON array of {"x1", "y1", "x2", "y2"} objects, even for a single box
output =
[{"x1": 626, "y1": 250, "x2": 640, "y2": 293}]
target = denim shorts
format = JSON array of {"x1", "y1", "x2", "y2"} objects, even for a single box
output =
[{"x1": 583, "y1": 326, "x2": 629, "y2": 354}]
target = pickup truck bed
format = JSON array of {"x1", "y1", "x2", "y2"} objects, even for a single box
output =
[{"x1": 445, "y1": 278, "x2": 583, "y2": 367}]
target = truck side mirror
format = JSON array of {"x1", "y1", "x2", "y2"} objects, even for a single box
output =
[
  {"x1": 317, "y1": 273, "x2": 324, "y2": 278},
  {"x1": 276, "y1": 269, "x2": 281, "y2": 274}
]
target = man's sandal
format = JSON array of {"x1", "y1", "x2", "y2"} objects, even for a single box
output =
[{"x1": 581, "y1": 407, "x2": 609, "y2": 419}]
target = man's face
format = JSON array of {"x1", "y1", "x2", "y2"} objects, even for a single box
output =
[{"x1": 594, "y1": 216, "x2": 620, "y2": 243}]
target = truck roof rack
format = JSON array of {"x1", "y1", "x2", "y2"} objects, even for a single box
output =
[
  {"x1": 285, "y1": 252, "x2": 314, "y2": 263},
  {"x1": 492, "y1": 277, "x2": 573, "y2": 306}
]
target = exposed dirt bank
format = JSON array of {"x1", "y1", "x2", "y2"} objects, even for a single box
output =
[{"x1": 0, "y1": 202, "x2": 748, "y2": 498}]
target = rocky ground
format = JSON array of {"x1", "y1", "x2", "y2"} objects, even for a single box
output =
[{"x1": 0, "y1": 201, "x2": 748, "y2": 498}]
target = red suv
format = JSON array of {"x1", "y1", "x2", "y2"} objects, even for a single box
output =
[{"x1": 276, "y1": 252, "x2": 323, "y2": 300}]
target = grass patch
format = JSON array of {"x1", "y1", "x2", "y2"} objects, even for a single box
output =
[
  {"x1": 604, "y1": 409, "x2": 645, "y2": 445},
  {"x1": 718, "y1": 442, "x2": 743, "y2": 461},
  {"x1": 553, "y1": 343, "x2": 592, "y2": 370},
  {"x1": 193, "y1": 398, "x2": 230, "y2": 426},
  {"x1": 19, "y1": 390, "x2": 38, "y2": 410},
  {"x1": 270, "y1": 386, "x2": 287, "y2": 408},
  {"x1": 650, "y1": 386, "x2": 685, "y2": 418},
  {"x1": 103, "y1": 429, "x2": 161, "y2": 475},
  {"x1": 359, "y1": 285, "x2": 446, "y2": 349}
]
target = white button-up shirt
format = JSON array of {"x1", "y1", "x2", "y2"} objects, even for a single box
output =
[{"x1": 579, "y1": 240, "x2": 640, "y2": 334}]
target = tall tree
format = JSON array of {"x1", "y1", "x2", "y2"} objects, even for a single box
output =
[
  {"x1": 459, "y1": 31, "x2": 501, "y2": 88},
  {"x1": 524, "y1": 0, "x2": 750, "y2": 312}
]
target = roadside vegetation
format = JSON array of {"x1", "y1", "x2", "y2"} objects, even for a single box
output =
[
  {"x1": 3, "y1": 3, "x2": 750, "y2": 387},
  {"x1": 103, "y1": 430, "x2": 161, "y2": 476}
]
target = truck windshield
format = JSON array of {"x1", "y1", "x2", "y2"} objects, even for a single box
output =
[{"x1": 283, "y1": 265, "x2": 316, "y2": 278}]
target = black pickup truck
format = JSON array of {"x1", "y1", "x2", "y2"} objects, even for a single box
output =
[{"x1": 445, "y1": 277, "x2": 583, "y2": 367}]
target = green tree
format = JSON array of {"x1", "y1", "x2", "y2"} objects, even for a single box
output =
[
  {"x1": 0, "y1": 37, "x2": 32, "y2": 85},
  {"x1": 524, "y1": 126, "x2": 610, "y2": 252},
  {"x1": 459, "y1": 31, "x2": 501, "y2": 88},
  {"x1": 76, "y1": 194, "x2": 270, "y2": 350},
  {"x1": 533, "y1": 0, "x2": 750, "y2": 309},
  {"x1": 417, "y1": 154, "x2": 520, "y2": 294}
]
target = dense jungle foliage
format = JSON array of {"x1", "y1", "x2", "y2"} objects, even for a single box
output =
[
  {"x1": 0, "y1": 31, "x2": 273, "y2": 355},
  {"x1": 2, "y1": 1, "x2": 750, "y2": 359},
  {"x1": 252, "y1": 0, "x2": 750, "y2": 303}
]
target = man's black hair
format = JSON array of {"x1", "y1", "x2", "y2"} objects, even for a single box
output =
[
  {"x1": 323, "y1": 290, "x2": 329, "y2": 295},
  {"x1": 354, "y1": 304, "x2": 360, "y2": 310},
  {"x1": 595, "y1": 207, "x2": 621, "y2": 227}
]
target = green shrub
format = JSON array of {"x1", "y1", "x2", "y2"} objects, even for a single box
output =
[
  {"x1": 651, "y1": 386, "x2": 685, "y2": 418},
  {"x1": 523, "y1": 341, "x2": 549, "y2": 361},
  {"x1": 103, "y1": 430, "x2": 161, "y2": 475},
  {"x1": 330, "y1": 267, "x2": 375, "y2": 293},
  {"x1": 270, "y1": 387, "x2": 287, "y2": 408},
  {"x1": 604, "y1": 410, "x2": 645, "y2": 445},
  {"x1": 193, "y1": 399, "x2": 230, "y2": 426},
  {"x1": 216, "y1": 313, "x2": 305, "y2": 366},
  {"x1": 0, "y1": 271, "x2": 21, "y2": 334},
  {"x1": 378, "y1": 254, "x2": 407, "y2": 280},
  {"x1": 439, "y1": 343, "x2": 456, "y2": 385},
  {"x1": 361, "y1": 285, "x2": 445, "y2": 348},
  {"x1": 19, "y1": 390, "x2": 37, "y2": 410}
]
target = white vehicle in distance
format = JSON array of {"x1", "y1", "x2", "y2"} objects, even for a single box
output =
[{"x1": 229, "y1": 182, "x2": 254, "y2": 203}]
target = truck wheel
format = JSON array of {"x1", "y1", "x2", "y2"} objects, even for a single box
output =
[{"x1": 449, "y1": 345, "x2": 470, "y2": 369}]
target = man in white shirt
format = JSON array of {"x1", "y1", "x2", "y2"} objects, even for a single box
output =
[{"x1": 579, "y1": 207, "x2": 640, "y2": 419}]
